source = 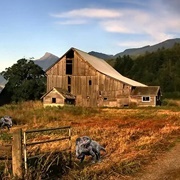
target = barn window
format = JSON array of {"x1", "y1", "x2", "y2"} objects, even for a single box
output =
[
  {"x1": 68, "y1": 86, "x2": 71, "y2": 93},
  {"x1": 89, "y1": 80, "x2": 92, "y2": 86},
  {"x1": 68, "y1": 76, "x2": 71, "y2": 85},
  {"x1": 66, "y1": 49, "x2": 74, "y2": 58},
  {"x1": 52, "y1": 98, "x2": 56, "y2": 103},
  {"x1": 66, "y1": 60, "x2": 72, "y2": 75},
  {"x1": 142, "y1": 96, "x2": 150, "y2": 102}
]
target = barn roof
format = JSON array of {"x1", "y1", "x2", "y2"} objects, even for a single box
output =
[
  {"x1": 46, "y1": 47, "x2": 147, "y2": 87},
  {"x1": 131, "y1": 86, "x2": 161, "y2": 96},
  {"x1": 74, "y1": 48, "x2": 147, "y2": 87}
]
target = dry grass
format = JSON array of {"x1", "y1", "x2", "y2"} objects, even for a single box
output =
[{"x1": 0, "y1": 100, "x2": 180, "y2": 179}]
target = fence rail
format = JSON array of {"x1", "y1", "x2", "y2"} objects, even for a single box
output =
[
  {"x1": 5, "y1": 126, "x2": 72, "y2": 179},
  {"x1": 23, "y1": 126, "x2": 72, "y2": 174},
  {"x1": 24, "y1": 126, "x2": 71, "y2": 133}
]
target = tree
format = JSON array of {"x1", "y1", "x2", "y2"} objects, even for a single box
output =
[
  {"x1": 114, "y1": 55, "x2": 134, "y2": 76},
  {"x1": 112, "y1": 43, "x2": 180, "y2": 98},
  {"x1": 0, "y1": 58, "x2": 46, "y2": 103}
]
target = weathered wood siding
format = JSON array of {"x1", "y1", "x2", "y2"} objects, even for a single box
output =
[
  {"x1": 130, "y1": 95, "x2": 156, "y2": 107},
  {"x1": 46, "y1": 50, "x2": 132, "y2": 107},
  {"x1": 43, "y1": 89, "x2": 65, "y2": 107}
]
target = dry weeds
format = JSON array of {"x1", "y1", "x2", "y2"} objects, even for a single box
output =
[{"x1": 0, "y1": 100, "x2": 180, "y2": 179}]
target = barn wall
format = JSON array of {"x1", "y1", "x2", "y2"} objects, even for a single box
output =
[{"x1": 46, "y1": 50, "x2": 132, "y2": 107}]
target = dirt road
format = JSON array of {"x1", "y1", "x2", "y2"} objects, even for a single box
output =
[{"x1": 133, "y1": 143, "x2": 180, "y2": 180}]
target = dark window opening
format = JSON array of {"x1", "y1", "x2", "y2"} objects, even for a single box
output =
[
  {"x1": 104, "y1": 97, "x2": 108, "y2": 101},
  {"x1": 66, "y1": 49, "x2": 74, "y2": 59},
  {"x1": 65, "y1": 99, "x2": 75, "y2": 105},
  {"x1": 131, "y1": 86, "x2": 136, "y2": 91},
  {"x1": 89, "y1": 80, "x2": 92, "y2": 86},
  {"x1": 52, "y1": 98, "x2": 56, "y2": 103},
  {"x1": 142, "y1": 96, "x2": 150, "y2": 102},
  {"x1": 68, "y1": 76, "x2": 71, "y2": 85},
  {"x1": 66, "y1": 60, "x2": 72, "y2": 75},
  {"x1": 66, "y1": 60, "x2": 72, "y2": 63},
  {"x1": 68, "y1": 86, "x2": 71, "y2": 93}
]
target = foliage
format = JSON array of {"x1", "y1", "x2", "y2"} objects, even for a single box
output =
[
  {"x1": 0, "y1": 133, "x2": 12, "y2": 142},
  {"x1": 0, "y1": 59, "x2": 46, "y2": 104},
  {"x1": 113, "y1": 43, "x2": 180, "y2": 98}
]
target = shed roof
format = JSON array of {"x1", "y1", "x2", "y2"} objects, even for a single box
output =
[
  {"x1": 131, "y1": 86, "x2": 161, "y2": 96},
  {"x1": 54, "y1": 87, "x2": 76, "y2": 99},
  {"x1": 41, "y1": 87, "x2": 76, "y2": 99}
]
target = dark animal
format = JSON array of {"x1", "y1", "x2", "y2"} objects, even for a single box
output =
[
  {"x1": 75, "y1": 136, "x2": 106, "y2": 163},
  {"x1": 0, "y1": 116, "x2": 13, "y2": 130}
]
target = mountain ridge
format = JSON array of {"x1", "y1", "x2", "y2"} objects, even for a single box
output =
[
  {"x1": 34, "y1": 52, "x2": 59, "y2": 71},
  {"x1": 114, "y1": 38, "x2": 180, "y2": 58},
  {"x1": 89, "y1": 38, "x2": 180, "y2": 59},
  {"x1": 0, "y1": 38, "x2": 180, "y2": 86}
]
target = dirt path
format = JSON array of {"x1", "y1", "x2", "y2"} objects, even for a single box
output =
[{"x1": 132, "y1": 143, "x2": 180, "y2": 180}]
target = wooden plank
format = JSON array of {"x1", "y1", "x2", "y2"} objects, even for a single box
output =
[
  {"x1": 12, "y1": 129, "x2": 23, "y2": 179},
  {"x1": 26, "y1": 136, "x2": 70, "y2": 146},
  {"x1": 25, "y1": 126, "x2": 71, "y2": 133}
]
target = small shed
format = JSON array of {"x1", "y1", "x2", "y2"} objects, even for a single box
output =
[
  {"x1": 42, "y1": 87, "x2": 76, "y2": 107},
  {"x1": 130, "y1": 86, "x2": 161, "y2": 107}
]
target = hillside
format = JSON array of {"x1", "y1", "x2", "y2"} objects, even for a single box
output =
[
  {"x1": 0, "y1": 86, "x2": 3, "y2": 93},
  {"x1": 0, "y1": 75, "x2": 6, "y2": 87},
  {"x1": 88, "y1": 51, "x2": 113, "y2": 60},
  {"x1": 114, "y1": 38, "x2": 180, "y2": 58},
  {"x1": 113, "y1": 43, "x2": 180, "y2": 98},
  {"x1": 34, "y1": 52, "x2": 59, "y2": 71},
  {"x1": 90, "y1": 38, "x2": 180, "y2": 59}
]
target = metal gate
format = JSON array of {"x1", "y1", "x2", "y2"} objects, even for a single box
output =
[{"x1": 23, "y1": 126, "x2": 71, "y2": 173}]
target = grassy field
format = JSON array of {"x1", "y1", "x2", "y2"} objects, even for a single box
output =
[{"x1": 0, "y1": 100, "x2": 180, "y2": 179}]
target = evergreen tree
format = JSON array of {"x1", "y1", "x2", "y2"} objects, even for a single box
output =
[{"x1": 113, "y1": 43, "x2": 180, "y2": 98}]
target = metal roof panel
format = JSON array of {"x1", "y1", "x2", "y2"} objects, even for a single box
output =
[{"x1": 74, "y1": 48, "x2": 147, "y2": 87}]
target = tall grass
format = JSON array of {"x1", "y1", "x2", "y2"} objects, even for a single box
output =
[{"x1": 0, "y1": 100, "x2": 180, "y2": 179}]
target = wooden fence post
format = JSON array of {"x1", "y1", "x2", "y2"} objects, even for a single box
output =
[{"x1": 12, "y1": 128, "x2": 23, "y2": 179}]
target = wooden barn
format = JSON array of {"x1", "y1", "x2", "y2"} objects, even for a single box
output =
[{"x1": 42, "y1": 47, "x2": 161, "y2": 107}]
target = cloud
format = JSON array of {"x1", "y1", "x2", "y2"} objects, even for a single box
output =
[
  {"x1": 101, "y1": 7, "x2": 180, "y2": 42},
  {"x1": 51, "y1": 3, "x2": 180, "y2": 45},
  {"x1": 100, "y1": 9, "x2": 149, "y2": 34},
  {"x1": 51, "y1": 8, "x2": 122, "y2": 19},
  {"x1": 55, "y1": 19, "x2": 87, "y2": 25}
]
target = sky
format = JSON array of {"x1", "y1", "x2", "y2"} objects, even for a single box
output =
[{"x1": 0, "y1": 0, "x2": 180, "y2": 72}]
